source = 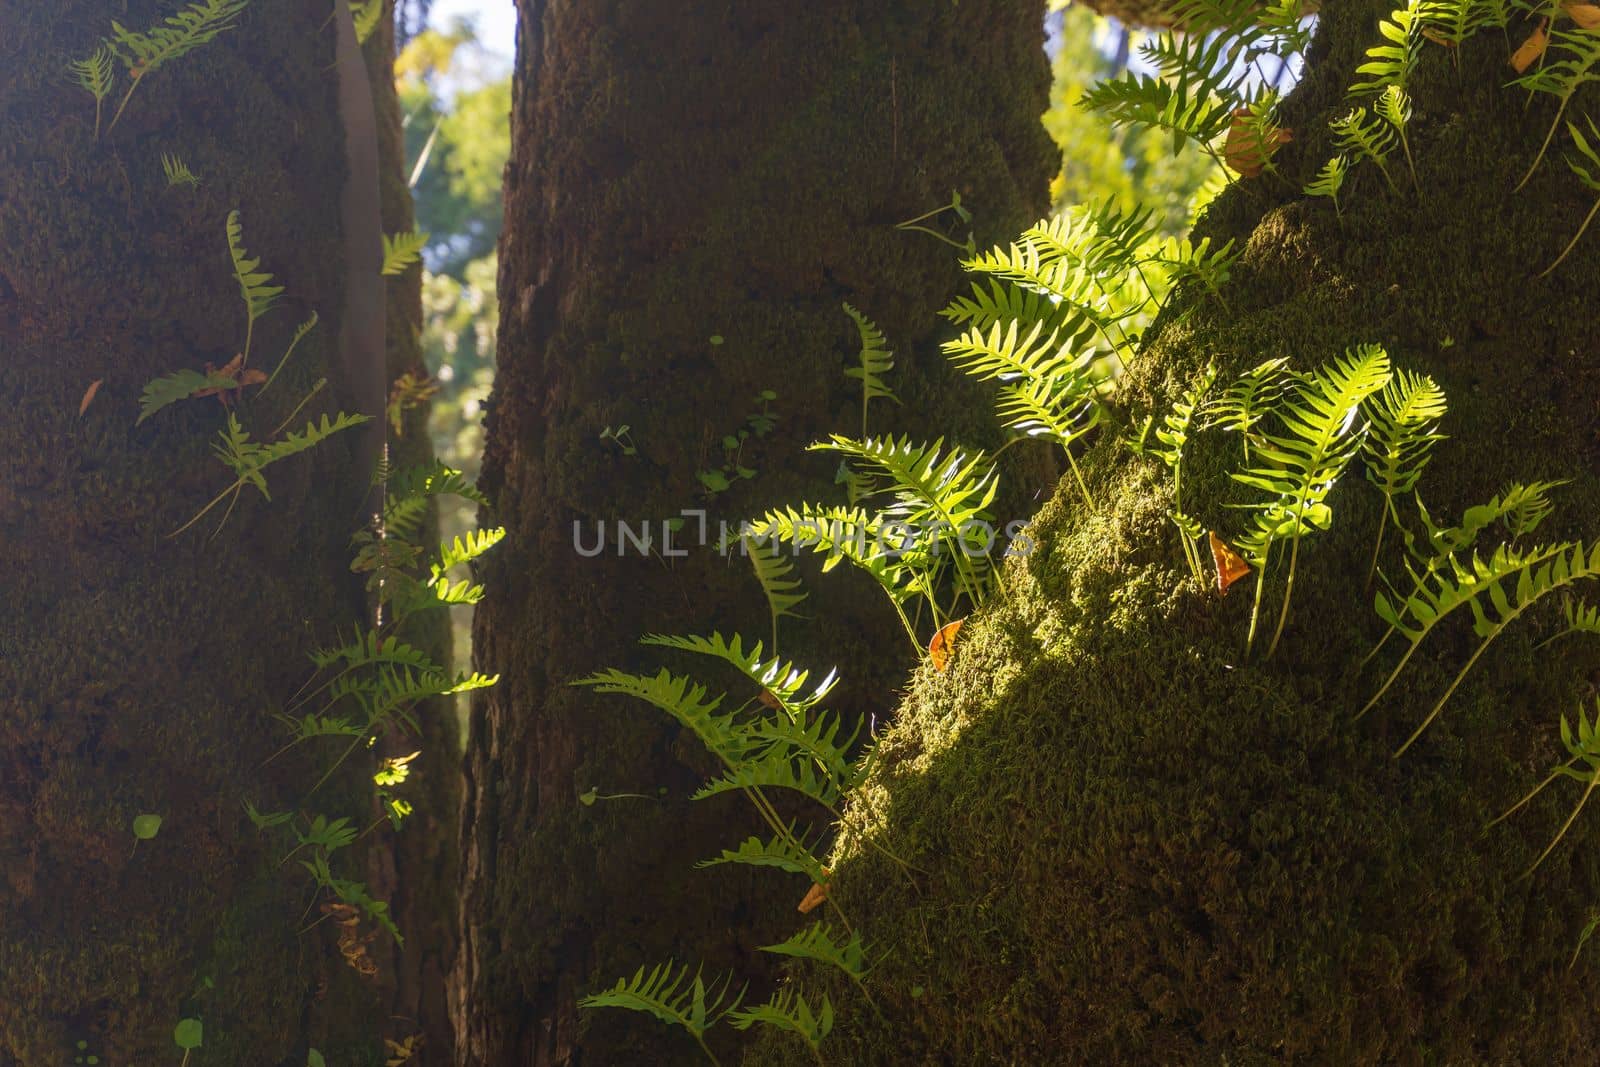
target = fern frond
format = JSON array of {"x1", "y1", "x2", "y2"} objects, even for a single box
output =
[
  {"x1": 1490, "y1": 696, "x2": 1600, "y2": 875},
  {"x1": 1153, "y1": 366, "x2": 1218, "y2": 580},
  {"x1": 742, "y1": 537, "x2": 809, "y2": 650},
  {"x1": 842, "y1": 303, "x2": 899, "y2": 436},
  {"x1": 381, "y1": 230, "x2": 429, "y2": 276},
  {"x1": 1150, "y1": 235, "x2": 1239, "y2": 308},
  {"x1": 1536, "y1": 597, "x2": 1600, "y2": 650},
  {"x1": 161, "y1": 152, "x2": 199, "y2": 188},
  {"x1": 940, "y1": 277, "x2": 1098, "y2": 350},
  {"x1": 1419, "y1": 0, "x2": 1509, "y2": 49},
  {"x1": 696, "y1": 828, "x2": 828, "y2": 882},
  {"x1": 1233, "y1": 345, "x2": 1393, "y2": 655},
  {"x1": 1349, "y1": 0, "x2": 1426, "y2": 95},
  {"x1": 761, "y1": 922, "x2": 869, "y2": 983},
  {"x1": 384, "y1": 462, "x2": 488, "y2": 537},
  {"x1": 136, "y1": 367, "x2": 245, "y2": 424},
  {"x1": 309, "y1": 628, "x2": 437, "y2": 674},
  {"x1": 1514, "y1": 28, "x2": 1600, "y2": 189},
  {"x1": 433, "y1": 527, "x2": 506, "y2": 576},
  {"x1": 1539, "y1": 115, "x2": 1600, "y2": 276},
  {"x1": 350, "y1": 0, "x2": 384, "y2": 44},
  {"x1": 226, "y1": 210, "x2": 284, "y2": 363},
  {"x1": 1081, "y1": 33, "x2": 1237, "y2": 156},
  {"x1": 68, "y1": 47, "x2": 116, "y2": 138},
  {"x1": 641, "y1": 632, "x2": 836, "y2": 711},
  {"x1": 1305, "y1": 154, "x2": 1351, "y2": 215},
  {"x1": 1375, "y1": 84, "x2": 1419, "y2": 189},
  {"x1": 1362, "y1": 368, "x2": 1447, "y2": 575},
  {"x1": 580, "y1": 962, "x2": 743, "y2": 1061},
  {"x1": 1331, "y1": 106, "x2": 1401, "y2": 194},
  {"x1": 1204, "y1": 357, "x2": 1297, "y2": 461},
  {"x1": 575, "y1": 667, "x2": 749, "y2": 763},
  {"x1": 692, "y1": 751, "x2": 841, "y2": 812},
  {"x1": 105, "y1": 0, "x2": 250, "y2": 133},
  {"x1": 728, "y1": 990, "x2": 834, "y2": 1057}
]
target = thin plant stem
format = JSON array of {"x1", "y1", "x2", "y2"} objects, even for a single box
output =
[
  {"x1": 1537, "y1": 196, "x2": 1600, "y2": 278},
  {"x1": 1265, "y1": 534, "x2": 1300, "y2": 659}
]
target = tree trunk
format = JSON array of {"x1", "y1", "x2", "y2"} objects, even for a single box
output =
[
  {"x1": 454, "y1": 2, "x2": 1054, "y2": 1063},
  {"x1": 760, "y1": 2, "x2": 1600, "y2": 1062},
  {"x1": 0, "y1": 2, "x2": 390, "y2": 1062}
]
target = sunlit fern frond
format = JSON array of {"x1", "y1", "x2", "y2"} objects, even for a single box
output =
[
  {"x1": 940, "y1": 277, "x2": 1100, "y2": 350},
  {"x1": 381, "y1": 230, "x2": 429, "y2": 276},
  {"x1": 574, "y1": 667, "x2": 750, "y2": 764},
  {"x1": 1362, "y1": 369, "x2": 1447, "y2": 506},
  {"x1": 432, "y1": 527, "x2": 506, "y2": 580},
  {"x1": 1331, "y1": 106, "x2": 1401, "y2": 193},
  {"x1": 641, "y1": 632, "x2": 834, "y2": 711},
  {"x1": 1305, "y1": 154, "x2": 1351, "y2": 214},
  {"x1": 1203, "y1": 356, "x2": 1298, "y2": 460},
  {"x1": 1514, "y1": 29, "x2": 1600, "y2": 187},
  {"x1": 1349, "y1": 0, "x2": 1427, "y2": 95},
  {"x1": 691, "y1": 750, "x2": 841, "y2": 813},
  {"x1": 1150, "y1": 235, "x2": 1239, "y2": 307},
  {"x1": 1418, "y1": 0, "x2": 1509, "y2": 49},
  {"x1": 350, "y1": 0, "x2": 384, "y2": 44},
  {"x1": 742, "y1": 537, "x2": 809, "y2": 649},
  {"x1": 226, "y1": 210, "x2": 284, "y2": 362},
  {"x1": 842, "y1": 303, "x2": 899, "y2": 436},
  {"x1": 695, "y1": 827, "x2": 828, "y2": 882},
  {"x1": 105, "y1": 0, "x2": 250, "y2": 132}
]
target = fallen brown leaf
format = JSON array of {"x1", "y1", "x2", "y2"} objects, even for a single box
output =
[
  {"x1": 1511, "y1": 23, "x2": 1550, "y2": 73},
  {"x1": 78, "y1": 378, "x2": 103, "y2": 416}
]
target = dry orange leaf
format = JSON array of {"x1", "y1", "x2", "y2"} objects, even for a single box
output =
[
  {"x1": 798, "y1": 877, "x2": 830, "y2": 914},
  {"x1": 1223, "y1": 109, "x2": 1292, "y2": 178},
  {"x1": 78, "y1": 378, "x2": 103, "y2": 416},
  {"x1": 929, "y1": 619, "x2": 965, "y2": 672},
  {"x1": 757, "y1": 688, "x2": 783, "y2": 712},
  {"x1": 1208, "y1": 531, "x2": 1252, "y2": 597},
  {"x1": 1565, "y1": 2, "x2": 1600, "y2": 29},
  {"x1": 1511, "y1": 23, "x2": 1550, "y2": 73}
]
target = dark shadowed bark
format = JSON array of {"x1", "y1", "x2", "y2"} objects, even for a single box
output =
[
  {"x1": 454, "y1": 2, "x2": 1055, "y2": 1063},
  {"x1": 748, "y1": 2, "x2": 1600, "y2": 1062},
  {"x1": 0, "y1": 1, "x2": 393, "y2": 1062}
]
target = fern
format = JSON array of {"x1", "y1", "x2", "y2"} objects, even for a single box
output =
[
  {"x1": 761, "y1": 922, "x2": 870, "y2": 990},
  {"x1": 261, "y1": 312, "x2": 318, "y2": 394},
  {"x1": 350, "y1": 0, "x2": 384, "y2": 44},
  {"x1": 136, "y1": 367, "x2": 246, "y2": 424},
  {"x1": 1203, "y1": 357, "x2": 1297, "y2": 462},
  {"x1": 1232, "y1": 345, "x2": 1392, "y2": 656},
  {"x1": 641, "y1": 632, "x2": 837, "y2": 711},
  {"x1": 1419, "y1": 0, "x2": 1509, "y2": 55},
  {"x1": 692, "y1": 752, "x2": 841, "y2": 813},
  {"x1": 1539, "y1": 115, "x2": 1600, "y2": 276},
  {"x1": 161, "y1": 152, "x2": 199, "y2": 188},
  {"x1": 728, "y1": 990, "x2": 834, "y2": 1062},
  {"x1": 1152, "y1": 367, "x2": 1218, "y2": 582},
  {"x1": 1362, "y1": 368, "x2": 1447, "y2": 579},
  {"x1": 742, "y1": 535, "x2": 808, "y2": 651},
  {"x1": 68, "y1": 46, "x2": 116, "y2": 139},
  {"x1": 433, "y1": 527, "x2": 506, "y2": 577},
  {"x1": 381, "y1": 230, "x2": 429, "y2": 276},
  {"x1": 105, "y1": 0, "x2": 250, "y2": 134},
  {"x1": 1488, "y1": 696, "x2": 1600, "y2": 875},
  {"x1": 809, "y1": 435, "x2": 999, "y2": 612},
  {"x1": 1305, "y1": 154, "x2": 1352, "y2": 216},
  {"x1": 1349, "y1": 0, "x2": 1427, "y2": 96},
  {"x1": 697, "y1": 828, "x2": 828, "y2": 883},
  {"x1": 1331, "y1": 106, "x2": 1402, "y2": 195},
  {"x1": 1514, "y1": 28, "x2": 1600, "y2": 190},
  {"x1": 577, "y1": 667, "x2": 748, "y2": 763},
  {"x1": 1362, "y1": 540, "x2": 1600, "y2": 753},
  {"x1": 580, "y1": 962, "x2": 743, "y2": 1065},
  {"x1": 1374, "y1": 84, "x2": 1419, "y2": 190},
  {"x1": 226, "y1": 210, "x2": 284, "y2": 365},
  {"x1": 1535, "y1": 597, "x2": 1600, "y2": 650},
  {"x1": 1150, "y1": 235, "x2": 1240, "y2": 309},
  {"x1": 841, "y1": 303, "x2": 899, "y2": 436}
]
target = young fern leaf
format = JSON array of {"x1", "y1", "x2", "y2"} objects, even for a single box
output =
[
  {"x1": 842, "y1": 303, "x2": 899, "y2": 437},
  {"x1": 728, "y1": 990, "x2": 834, "y2": 1062},
  {"x1": 1305, "y1": 154, "x2": 1351, "y2": 216},
  {"x1": 1487, "y1": 696, "x2": 1600, "y2": 876},
  {"x1": 1539, "y1": 115, "x2": 1600, "y2": 277},
  {"x1": 1150, "y1": 235, "x2": 1240, "y2": 310},
  {"x1": 381, "y1": 230, "x2": 430, "y2": 276},
  {"x1": 1349, "y1": 0, "x2": 1426, "y2": 95},
  {"x1": 69, "y1": 47, "x2": 116, "y2": 139},
  {"x1": 226, "y1": 210, "x2": 284, "y2": 365},
  {"x1": 1331, "y1": 106, "x2": 1402, "y2": 194},
  {"x1": 105, "y1": 0, "x2": 250, "y2": 134},
  {"x1": 350, "y1": 0, "x2": 384, "y2": 44},
  {"x1": 579, "y1": 962, "x2": 742, "y2": 1066},
  {"x1": 1362, "y1": 540, "x2": 1600, "y2": 754},
  {"x1": 697, "y1": 829, "x2": 829, "y2": 882},
  {"x1": 433, "y1": 527, "x2": 506, "y2": 577},
  {"x1": 761, "y1": 922, "x2": 870, "y2": 985},
  {"x1": 1514, "y1": 29, "x2": 1600, "y2": 190},
  {"x1": 1152, "y1": 366, "x2": 1218, "y2": 581},
  {"x1": 162, "y1": 152, "x2": 200, "y2": 188},
  {"x1": 1374, "y1": 84, "x2": 1419, "y2": 191},
  {"x1": 1232, "y1": 345, "x2": 1392, "y2": 657},
  {"x1": 1361, "y1": 368, "x2": 1447, "y2": 580},
  {"x1": 1535, "y1": 597, "x2": 1600, "y2": 650},
  {"x1": 743, "y1": 535, "x2": 809, "y2": 651},
  {"x1": 1204, "y1": 357, "x2": 1296, "y2": 462}
]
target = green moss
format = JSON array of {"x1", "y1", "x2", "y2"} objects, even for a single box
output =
[{"x1": 748, "y1": 4, "x2": 1600, "y2": 1062}]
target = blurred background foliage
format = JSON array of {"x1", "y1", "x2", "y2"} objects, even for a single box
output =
[{"x1": 398, "y1": 3, "x2": 1219, "y2": 656}]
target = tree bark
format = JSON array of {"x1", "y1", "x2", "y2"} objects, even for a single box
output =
[
  {"x1": 0, "y1": 1, "x2": 389, "y2": 1062},
  {"x1": 454, "y1": 2, "x2": 1055, "y2": 1063},
  {"x1": 756, "y1": 2, "x2": 1600, "y2": 1062}
]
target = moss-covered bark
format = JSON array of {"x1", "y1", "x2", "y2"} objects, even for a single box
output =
[
  {"x1": 753, "y1": 4, "x2": 1600, "y2": 1063},
  {"x1": 0, "y1": 2, "x2": 388, "y2": 1063},
  {"x1": 362, "y1": 4, "x2": 461, "y2": 1060},
  {"x1": 455, "y1": 2, "x2": 1054, "y2": 1063}
]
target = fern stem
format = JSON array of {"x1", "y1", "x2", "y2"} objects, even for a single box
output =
[
  {"x1": 1064, "y1": 448, "x2": 1095, "y2": 512},
  {"x1": 1265, "y1": 535, "x2": 1300, "y2": 660},
  {"x1": 271, "y1": 379, "x2": 326, "y2": 437},
  {"x1": 169, "y1": 480, "x2": 241, "y2": 538},
  {"x1": 104, "y1": 72, "x2": 144, "y2": 135},
  {"x1": 1517, "y1": 93, "x2": 1574, "y2": 193},
  {"x1": 1524, "y1": 772, "x2": 1600, "y2": 876},
  {"x1": 1367, "y1": 506, "x2": 1390, "y2": 588},
  {"x1": 1537, "y1": 195, "x2": 1600, "y2": 278},
  {"x1": 693, "y1": 1035, "x2": 722, "y2": 1067},
  {"x1": 1246, "y1": 539, "x2": 1272, "y2": 656},
  {"x1": 1486, "y1": 757, "x2": 1576, "y2": 831},
  {"x1": 1394, "y1": 631, "x2": 1499, "y2": 756}
]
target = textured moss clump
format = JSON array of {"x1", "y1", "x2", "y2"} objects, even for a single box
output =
[{"x1": 748, "y1": 4, "x2": 1600, "y2": 1063}]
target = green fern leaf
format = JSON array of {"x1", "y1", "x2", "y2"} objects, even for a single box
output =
[
  {"x1": 68, "y1": 46, "x2": 116, "y2": 137},
  {"x1": 842, "y1": 303, "x2": 899, "y2": 436},
  {"x1": 136, "y1": 367, "x2": 245, "y2": 424},
  {"x1": 580, "y1": 962, "x2": 743, "y2": 1055},
  {"x1": 350, "y1": 0, "x2": 384, "y2": 44},
  {"x1": 433, "y1": 527, "x2": 506, "y2": 576},
  {"x1": 1349, "y1": 0, "x2": 1426, "y2": 95},
  {"x1": 381, "y1": 230, "x2": 430, "y2": 276},
  {"x1": 105, "y1": 0, "x2": 250, "y2": 133},
  {"x1": 728, "y1": 990, "x2": 834, "y2": 1055},
  {"x1": 1305, "y1": 154, "x2": 1351, "y2": 214},
  {"x1": 761, "y1": 922, "x2": 869, "y2": 983},
  {"x1": 742, "y1": 537, "x2": 809, "y2": 650},
  {"x1": 696, "y1": 827, "x2": 828, "y2": 882},
  {"x1": 641, "y1": 632, "x2": 835, "y2": 711},
  {"x1": 575, "y1": 667, "x2": 751, "y2": 764},
  {"x1": 226, "y1": 210, "x2": 284, "y2": 363},
  {"x1": 692, "y1": 751, "x2": 840, "y2": 812}
]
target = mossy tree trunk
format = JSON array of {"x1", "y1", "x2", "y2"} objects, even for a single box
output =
[
  {"x1": 763, "y1": 3, "x2": 1600, "y2": 1062},
  {"x1": 0, "y1": 2, "x2": 400, "y2": 1063},
  {"x1": 454, "y1": 2, "x2": 1054, "y2": 1063}
]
